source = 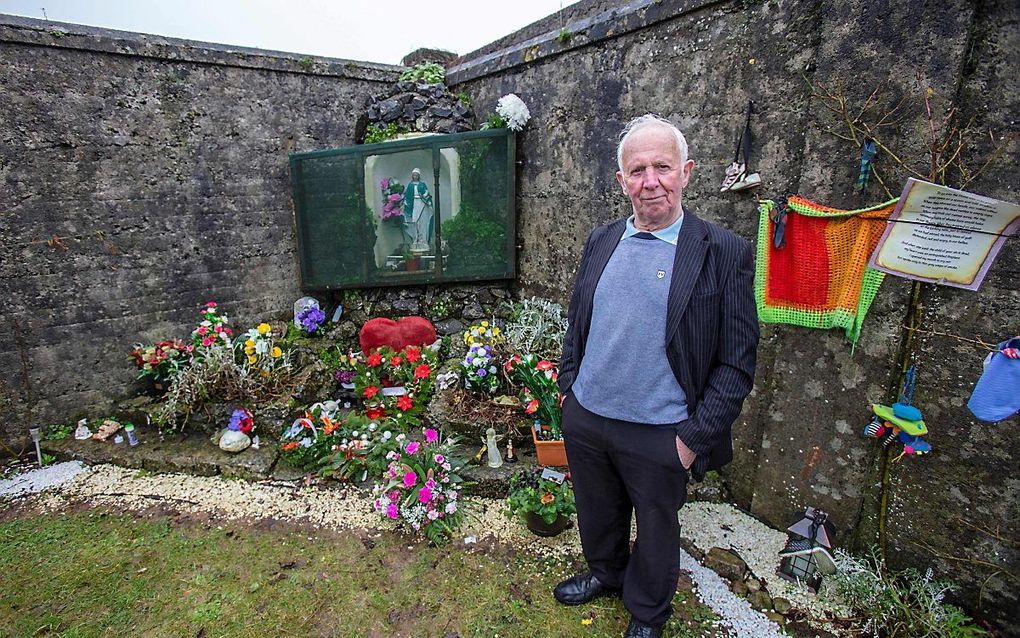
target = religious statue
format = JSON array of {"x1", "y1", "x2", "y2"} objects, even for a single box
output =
[{"x1": 402, "y1": 168, "x2": 434, "y2": 252}]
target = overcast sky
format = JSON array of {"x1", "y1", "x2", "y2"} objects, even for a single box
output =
[{"x1": 0, "y1": 0, "x2": 579, "y2": 65}]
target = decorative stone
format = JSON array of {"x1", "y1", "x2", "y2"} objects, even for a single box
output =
[
  {"x1": 746, "y1": 589, "x2": 773, "y2": 611},
  {"x1": 730, "y1": 580, "x2": 748, "y2": 595},
  {"x1": 219, "y1": 428, "x2": 251, "y2": 453},
  {"x1": 434, "y1": 318, "x2": 465, "y2": 336},
  {"x1": 772, "y1": 597, "x2": 792, "y2": 614},
  {"x1": 704, "y1": 547, "x2": 748, "y2": 582},
  {"x1": 765, "y1": 611, "x2": 786, "y2": 625},
  {"x1": 745, "y1": 577, "x2": 762, "y2": 593}
]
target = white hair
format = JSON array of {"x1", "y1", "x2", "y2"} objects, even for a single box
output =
[{"x1": 616, "y1": 114, "x2": 690, "y2": 171}]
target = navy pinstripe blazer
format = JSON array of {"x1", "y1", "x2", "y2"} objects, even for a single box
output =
[{"x1": 559, "y1": 211, "x2": 759, "y2": 478}]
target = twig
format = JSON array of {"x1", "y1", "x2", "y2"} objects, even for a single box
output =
[{"x1": 899, "y1": 325, "x2": 998, "y2": 351}]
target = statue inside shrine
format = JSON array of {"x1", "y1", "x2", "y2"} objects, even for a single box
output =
[{"x1": 402, "y1": 168, "x2": 434, "y2": 253}]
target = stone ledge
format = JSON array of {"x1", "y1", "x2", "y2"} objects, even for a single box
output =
[
  {"x1": 447, "y1": 0, "x2": 718, "y2": 85},
  {"x1": 0, "y1": 13, "x2": 402, "y2": 82}
]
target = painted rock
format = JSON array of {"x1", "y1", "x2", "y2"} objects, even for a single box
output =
[{"x1": 219, "y1": 429, "x2": 251, "y2": 453}]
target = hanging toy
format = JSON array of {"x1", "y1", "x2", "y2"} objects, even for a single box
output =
[
  {"x1": 854, "y1": 138, "x2": 878, "y2": 193},
  {"x1": 863, "y1": 367, "x2": 931, "y2": 461}
]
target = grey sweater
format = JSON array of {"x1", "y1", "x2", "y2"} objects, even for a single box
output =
[{"x1": 572, "y1": 233, "x2": 689, "y2": 425}]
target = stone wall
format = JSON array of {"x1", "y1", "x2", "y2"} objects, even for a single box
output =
[
  {"x1": 0, "y1": 16, "x2": 400, "y2": 438},
  {"x1": 450, "y1": 0, "x2": 1018, "y2": 630}
]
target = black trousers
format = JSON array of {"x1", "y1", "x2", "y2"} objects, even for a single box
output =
[{"x1": 562, "y1": 392, "x2": 689, "y2": 628}]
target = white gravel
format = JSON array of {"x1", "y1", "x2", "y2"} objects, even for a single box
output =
[
  {"x1": 678, "y1": 548, "x2": 785, "y2": 637},
  {"x1": 0, "y1": 461, "x2": 89, "y2": 498}
]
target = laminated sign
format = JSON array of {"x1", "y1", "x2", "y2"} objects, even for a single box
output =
[{"x1": 869, "y1": 179, "x2": 1020, "y2": 290}]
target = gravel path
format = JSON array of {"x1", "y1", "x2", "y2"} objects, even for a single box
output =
[
  {"x1": 4, "y1": 463, "x2": 847, "y2": 636},
  {"x1": 0, "y1": 461, "x2": 88, "y2": 498}
]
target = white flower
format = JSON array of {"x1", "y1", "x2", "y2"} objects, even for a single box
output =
[
  {"x1": 427, "y1": 509, "x2": 440, "y2": 521},
  {"x1": 396, "y1": 433, "x2": 406, "y2": 441},
  {"x1": 496, "y1": 93, "x2": 531, "y2": 131},
  {"x1": 299, "y1": 437, "x2": 312, "y2": 448},
  {"x1": 445, "y1": 502, "x2": 457, "y2": 514},
  {"x1": 386, "y1": 451, "x2": 399, "y2": 460},
  {"x1": 201, "y1": 320, "x2": 212, "y2": 327},
  {"x1": 382, "y1": 431, "x2": 392, "y2": 440},
  {"x1": 255, "y1": 340, "x2": 269, "y2": 355}
]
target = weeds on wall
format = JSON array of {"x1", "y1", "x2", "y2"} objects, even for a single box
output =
[
  {"x1": 501, "y1": 296, "x2": 568, "y2": 363},
  {"x1": 398, "y1": 62, "x2": 445, "y2": 85}
]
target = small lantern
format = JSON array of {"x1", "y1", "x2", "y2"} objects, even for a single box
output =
[{"x1": 777, "y1": 506, "x2": 837, "y2": 593}]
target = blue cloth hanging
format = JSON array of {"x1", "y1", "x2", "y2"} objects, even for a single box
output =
[{"x1": 968, "y1": 337, "x2": 1020, "y2": 422}]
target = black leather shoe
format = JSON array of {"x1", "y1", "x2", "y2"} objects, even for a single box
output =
[
  {"x1": 624, "y1": 617, "x2": 663, "y2": 638},
  {"x1": 553, "y1": 572, "x2": 619, "y2": 605}
]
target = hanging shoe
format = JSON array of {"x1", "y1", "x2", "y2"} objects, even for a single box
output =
[
  {"x1": 730, "y1": 171, "x2": 761, "y2": 191},
  {"x1": 720, "y1": 161, "x2": 744, "y2": 192}
]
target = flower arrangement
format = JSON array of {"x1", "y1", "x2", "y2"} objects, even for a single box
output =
[
  {"x1": 279, "y1": 402, "x2": 342, "y2": 471},
  {"x1": 461, "y1": 343, "x2": 499, "y2": 393},
  {"x1": 240, "y1": 322, "x2": 286, "y2": 375},
  {"x1": 355, "y1": 345, "x2": 437, "y2": 430},
  {"x1": 228, "y1": 408, "x2": 254, "y2": 435},
  {"x1": 503, "y1": 296, "x2": 568, "y2": 361},
  {"x1": 506, "y1": 467, "x2": 575, "y2": 527},
  {"x1": 191, "y1": 302, "x2": 232, "y2": 354},
  {"x1": 463, "y1": 320, "x2": 501, "y2": 348},
  {"x1": 482, "y1": 94, "x2": 531, "y2": 132},
  {"x1": 129, "y1": 339, "x2": 192, "y2": 382},
  {"x1": 371, "y1": 428, "x2": 465, "y2": 544},
  {"x1": 379, "y1": 177, "x2": 406, "y2": 222},
  {"x1": 318, "y1": 414, "x2": 404, "y2": 482},
  {"x1": 296, "y1": 305, "x2": 327, "y2": 335},
  {"x1": 505, "y1": 354, "x2": 562, "y2": 439}
]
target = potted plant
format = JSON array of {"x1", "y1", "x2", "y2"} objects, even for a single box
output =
[
  {"x1": 506, "y1": 467, "x2": 575, "y2": 537},
  {"x1": 505, "y1": 354, "x2": 566, "y2": 466}
]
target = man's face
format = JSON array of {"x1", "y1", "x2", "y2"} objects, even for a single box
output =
[{"x1": 615, "y1": 126, "x2": 694, "y2": 230}]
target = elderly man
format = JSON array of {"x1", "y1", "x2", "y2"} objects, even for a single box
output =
[{"x1": 554, "y1": 114, "x2": 759, "y2": 638}]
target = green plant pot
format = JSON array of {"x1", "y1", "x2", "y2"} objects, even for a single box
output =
[{"x1": 523, "y1": 511, "x2": 570, "y2": 537}]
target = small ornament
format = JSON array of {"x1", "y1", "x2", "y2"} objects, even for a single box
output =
[
  {"x1": 862, "y1": 367, "x2": 930, "y2": 461},
  {"x1": 113, "y1": 434, "x2": 125, "y2": 445},
  {"x1": 505, "y1": 438, "x2": 518, "y2": 463},
  {"x1": 472, "y1": 444, "x2": 487, "y2": 465},
  {"x1": 92, "y1": 419, "x2": 121, "y2": 441},
  {"x1": 73, "y1": 419, "x2": 92, "y2": 440},
  {"x1": 485, "y1": 428, "x2": 503, "y2": 468}
]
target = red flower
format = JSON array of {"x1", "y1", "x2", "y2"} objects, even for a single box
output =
[
  {"x1": 504, "y1": 354, "x2": 521, "y2": 372},
  {"x1": 405, "y1": 347, "x2": 421, "y2": 363},
  {"x1": 536, "y1": 360, "x2": 554, "y2": 371},
  {"x1": 224, "y1": 328, "x2": 232, "y2": 335},
  {"x1": 366, "y1": 407, "x2": 386, "y2": 420},
  {"x1": 281, "y1": 441, "x2": 298, "y2": 451},
  {"x1": 525, "y1": 399, "x2": 539, "y2": 414},
  {"x1": 390, "y1": 355, "x2": 403, "y2": 367},
  {"x1": 364, "y1": 385, "x2": 379, "y2": 399},
  {"x1": 414, "y1": 364, "x2": 431, "y2": 380},
  {"x1": 206, "y1": 301, "x2": 217, "y2": 308},
  {"x1": 397, "y1": 395, "x2": 413, "y2": 412},
  {"x1": 367, "y1": 353, "x2": 383, "y2": 367}
]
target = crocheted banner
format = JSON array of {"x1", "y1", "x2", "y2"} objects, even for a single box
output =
[{"x1": 755, "y1": 195, "x2": 899, "y2": 345}]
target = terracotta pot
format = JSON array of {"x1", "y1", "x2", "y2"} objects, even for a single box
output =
[
  {"x1": 524, "y1": 511, "x2": 571, "y2": 537},
  {"x1": 531, "y1": 426, "x2": 567, "y2": 467}
]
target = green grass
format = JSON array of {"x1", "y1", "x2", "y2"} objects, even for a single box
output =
[{"x1": 0, "y1": 510, "x2": 719, "y2": 637}]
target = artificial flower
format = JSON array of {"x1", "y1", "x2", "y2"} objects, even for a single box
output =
[
  {"x1": 414, "y1": 364, "x2": 431, "y2": 379},
  {"x1": 364, "y1": 385, "x2": 379, "y2": 399},
  {"x1": 271, "y1": 346, "x2": 282, "y2": 358},
  {"x1": 257, "y1": 323, "x2": 271, "y2": 335},
  {"x1": 397, "y1": 395, "x2": 413, "y2": 412},
  {"x1": 496, "y1": 93, "x2": 531, "y2": 132},
  {"x1": 541, "y1": 492, "x2": 555, "y2": 505},
  {"x1": 424, "y1": 428, "x2": 438, "y2": 444},
  {"x1": 406, "y1": 441, "x2": 421, "y2": 455},
  {"x1": 403, "y1": 471, "x2": 417, "y2": 487},
  {"x1": 367, "y1": 353, "x2": 383, "y2": 367},
  {"x1": 405, "y1": 347, "x2": 420, "y2": 363},
  {"x1": 525, "y1": 399, "x2": 539, "y2": 414}
]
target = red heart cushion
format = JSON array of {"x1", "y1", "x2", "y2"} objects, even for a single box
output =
[{"x1": 359, "y1": 317, "x2": 437, "y2": 354}]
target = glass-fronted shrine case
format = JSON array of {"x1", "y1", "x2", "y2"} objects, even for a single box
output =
[{"x1": 289, "y1": 129, "x2": 515, "y2": 289}]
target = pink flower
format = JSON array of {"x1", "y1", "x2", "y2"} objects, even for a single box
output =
[
  {"x1": 383, "y1": 202, "x2": 395, "y2": 213},
  {"x1": 214, "y1": 325, "x2": 222, "y2": 333},
  {"x1": 202, "y1": 337, "x2": 213, "y2": 347},
  {"x1": 379, "y1": 178, "x2": 389, "y2": 190},
  {"x1": 206, "y1": 301, "x2": 217, "y2": 308},
  {"x1": 197, "y1": 326, "x2": 208, "y2": 335},
  {"x1": 425, "y1": 478, "x2": 436, "y2": 489},
  {"x1": 419, "y1": 486, "x2": 432, "y2": 503},
  {"x1": 403, "y1": 471, "x2": 417, "y2": 487},
  {"x1": 388, "y1": 193, "x2": 402, "y2": 202},
  {"x1": 405, "y1": 441, "x2": 420, "y2": 455},
  {"x1": 434, "y1": 454, "x2": 445, "y2": 464},
  {"x1": 424, "y1": 429, "x2": 438, "y2": 444},
  {"x1": 386, "y1": 503, "x2": 399, "y2": 519}
]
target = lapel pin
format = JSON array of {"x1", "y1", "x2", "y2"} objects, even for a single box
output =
[{"x1": 656, "y1": 270, "x2": 666, "y2": 279}]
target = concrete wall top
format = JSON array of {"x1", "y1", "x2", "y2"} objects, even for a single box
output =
[{"x1": 0, "y1": 13, "x2": 402, "y2": 81}]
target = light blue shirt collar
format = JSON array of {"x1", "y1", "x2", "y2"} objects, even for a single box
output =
[{"x1": 621, "y1": 213, "x2": 684, "y2": 245}]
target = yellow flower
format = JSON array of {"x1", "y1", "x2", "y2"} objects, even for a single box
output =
[
  {"x1": 581, "y1": 619, "x2": 593, "y2": 626},
  {"x1": 257, "y1": 323, "x2": 271, "y2": 335},
  {"x1": 492, "y1": 327, "x2": 501, "y2": 336},
  {"x1": 271, "y1": 346, "x2": 282, "y2": 358},
  {"x1": 480, "y1": 321, "x2": 489, "y2": 327},
  {"x1": 245, "y1": 339, "x2": 256, "y2": 348},
  {"x1": 247, "y1": 354, "x2": 257, "y2": 364}
]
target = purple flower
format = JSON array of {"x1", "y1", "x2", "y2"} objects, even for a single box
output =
[
  {"x1": 419, "y1": 486, "x2": 432, "y2": 503},
  {"x1": 388, "y1": 193, "x2": 402, "y2": 203},
  {"x1": 403, "y1": 471, "x2": 417, "y2": 487},
  {"x1": 476, "y1": 368, "x2": 487, "y2": 377},
  {"x1": 336, "y1": 370, "x2": 355, "y2": 385},
  {"x1": 424, "y1": 429, "x2": 438, "y2": 443},
  {"x1": 380, "y1": 178, "x2": 389, "y2": 190},
  {"x1": 405, "y1": 441, "x2": 421, "y2": 455},
  {"x1": 386, "y1": 503, "x2": 399, "y2": 519}
]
